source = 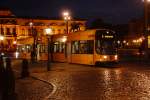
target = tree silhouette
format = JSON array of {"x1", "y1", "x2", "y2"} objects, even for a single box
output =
[{"x1": 70, "y1": 22, "x2": 80, "y2": 32}]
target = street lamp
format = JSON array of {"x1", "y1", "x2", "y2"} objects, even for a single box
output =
[
  {"x1": 63, "y1": 11, "x2": 71, "y2": 34},
  {"x1": 45, "y1": 28, "x2": 53, "y2": 71}
]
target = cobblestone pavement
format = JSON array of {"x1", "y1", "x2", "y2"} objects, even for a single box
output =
[
  {"x1": 12, "y1": 59, "x2": 150, "y2": 100},
  {"x1": 31, "y1": 63, "x2": 150, "y2": 100},
  {"x1": 13, "y1": 61, "x2": 53, "y2": 100}
]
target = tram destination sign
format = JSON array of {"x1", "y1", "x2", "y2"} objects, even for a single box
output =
[{"x1": 102, "y1": 35, "x2": 114, "y2": 38}]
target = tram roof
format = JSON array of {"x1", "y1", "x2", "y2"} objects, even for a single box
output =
[{"x1": 69, "y1": 29, "x2": 115, "y2": 35}]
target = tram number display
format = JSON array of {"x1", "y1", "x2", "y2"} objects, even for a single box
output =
[{"x1": 102, "y1": 35, "x2": 114, "y2": 38}]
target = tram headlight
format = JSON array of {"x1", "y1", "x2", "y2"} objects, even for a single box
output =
[
  {"x1": 103, "y1": 55, "x2": 108, "y2": 59},
  {"x1": 115, "y1": 55, "x2": 118, "y2": 60},
  {"x1": 1, "y1": 53, "x2": 4, "y2": 56}
]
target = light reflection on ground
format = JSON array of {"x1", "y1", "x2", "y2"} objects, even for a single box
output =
[{"x1": 31, "y1": 63, "x2": 150, "y2": 100}]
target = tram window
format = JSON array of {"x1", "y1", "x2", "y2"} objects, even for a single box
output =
[
  {"x1": 60, "y1": 43, "x2": 65, "y2": 53},
  {"x1": 87, "y1": 40, "x2": 94, "y2": 54},
  {"x1": 72, "y1": 41, "x2": 79, "y2": 54},
  {"x1": 40, "y1": 45, "x2": 47, "y2": 53},
  {"x1": 79, "y1": 41, "x2": 86, "y2": 54},
  {"x1": 53, "y1": 45, "x2": 57, "y2": 53},
  {"x1": 72, "y1": 40, "x2": 94, "y2": 54},
  {"x1": 79, "y1": 40, "x2": 94, "y2": 54},
  {"x1": 17, "y1": 45, "x2": 22, "y2": 52},
  {"x1": 53, "y1": 42, "x2": 60, "y2": 53},
  {"x1": 17, "y1": 45, "x2": 32, "y2": 53},
  {"x1": 26, "y1": 45, "x2": 32, "y2": 53},
  {"x1": 53, "y1": 42, "x2": 65, "y2": 53}
]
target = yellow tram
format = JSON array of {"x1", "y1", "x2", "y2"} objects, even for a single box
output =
[{"x1": 51, "y1": 29, "x2": 118, "y2": 65}]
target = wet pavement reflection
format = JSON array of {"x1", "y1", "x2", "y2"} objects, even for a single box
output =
[{"x1": 34, "y1": 63, "x2": 150, "y2": 100}]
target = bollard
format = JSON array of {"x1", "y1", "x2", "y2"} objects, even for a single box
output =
[
  {"x1": 21, "y1": 59, "x2": 29, "y2": 78},
  {"x1": 0, "y1": 56, "x2": 4, "y2": 100},
  {"x1": 3, "y1": 57, "x2": 16, "y2": 100}
]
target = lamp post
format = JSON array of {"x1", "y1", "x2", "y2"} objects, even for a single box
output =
[
  {"x1": 0, "y1": 19, "x2": 3, "y2": 35},
  {"x1": 0, "y1": 19, "x2": 4, "y2": 41},
  {"x1": 143, "y1": 0, "x2": 150, "y2": 56},
  {"x1": 63, "y1": 11, "x2": 71, "y2": 34},
  {"x1": 29, "y1": 22, "x2": 37, "y2": 62},
  {"x1": 0, "y1": 35, "x2": 4, "y2": 53},
  {"x1": 0, "y1": 19, "x2": 4, "y2": 53},
  {"x1": 45, "y1": 28, "x2": 53, "y2": 71}
]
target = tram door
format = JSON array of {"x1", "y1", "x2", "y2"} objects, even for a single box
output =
[{"x1": 37, "y1": 44, "x2": 40, "y2": 61}]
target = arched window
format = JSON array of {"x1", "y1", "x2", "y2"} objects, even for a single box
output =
[
  {"x1": 63, "y1": 29, "x2": 66, "y2": 34},
  {"x1": 52, "y1": 29, "x2": 55, "y2": 34},
  {"x1": 28, "y1": 29, "x2": 32, "y2": 36},
  {"x1": 0, "y1": 27, "x2": 4, "y2": 35},
  {"x1": 6, "y1": 28, "x2": 11, "y2": 35},
  {"x1": 12, "y1": 28, "x2": 17, "y2": 37},
  {"x1": 58, "y1": 29, "x2": 61, "y2": 34},
  {"x1": 22, "y1": 29, "x2": 25, "y2": 36}
]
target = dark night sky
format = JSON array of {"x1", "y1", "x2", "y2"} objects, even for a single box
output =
[{"x1": 0, "y1": 0, "x2": 144, "y2": 24}]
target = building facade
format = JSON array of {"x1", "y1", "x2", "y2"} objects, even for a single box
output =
[
  {"x1": 124, "y1": 19, "x2": 145, "y2": 48},
  {"x1": 0, "y1": 8, "x2": 86, "y2": 59},
  {"x1": 124, "y1": 18, "x2": 150, "y2": 59}
]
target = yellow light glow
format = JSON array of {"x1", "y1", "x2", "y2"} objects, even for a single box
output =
[
  {"x1": 126, "y1": 43, "x2": 129, "y2": 46},
  {"x1": 142, "y1": 0, "x2": 150, "y2": 2},
  {"x1": 64, "y1": 17, "x2": 67, "y2": 20},
  {"x1": 123, "y1": 40, "x2": 126, "y2": 43},
  {"x1": 139, "y1": 38, "x2": 143, "y2": 42},
  {"x1": 63, "y1": 11, "x2": 71, "y2": 21},
  {"x1": 64, "y1": 16, "x2": 71, "y2": 21},
  {"x1": 102, "y1": 35, "x2": 113, "y2": 38},
  {"x1": 106, "y1": 31, "x2": 109, "y2": 34},
  {"x1": 117, "y1": 41, "x2": 120, "y2": 44},
  {"x1": 115, "y1": 55, "x2": 118, "y2": 60},
  {"x1": 45, "y1": 28, "x2": 53, "y2": 35},
  {"x1": 68, "y1": 16, "x2": 71, "y2": 20},
  {"x1": 15, "y1": 52, "x2": 19, "y2": 58},
  {"x1": 62, "y1": 36, "x2": 67, "y2": 42},
  {"x1": 63, "y1": 12, "x2": 69, "y2": 16},
  {"x1": 13, "y1": 41, "x2": 17, "y2": 44},
  {"x1": 1, "y1": 53, "x2": 4, "y2": 56},
  {"x1": 103, "y1": 55, "x2": 108, "y2": 59},
  {"x1": 0, "y1": 35, "x2": 4, "y2": 40},
  {"x1": 29, "y1": 22, "x2": 33, "y2": 27},
  {"x1": 133, "y1": 40, "x2": 137, "y2": 43}
]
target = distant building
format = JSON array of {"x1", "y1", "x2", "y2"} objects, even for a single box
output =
[
  {"x1": 124, "y1": 18, "x2": 145, "y2": 48},
  {"x1": 0, "y1": 8, "x2": 86, "y2": 55},
  {"x1": 125, "y1": 18, "x2": 150, "y2": 48}
]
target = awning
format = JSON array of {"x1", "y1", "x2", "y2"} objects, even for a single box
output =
[{"x1": 17, "y1": 37, "x2": 34, "y2": 44}]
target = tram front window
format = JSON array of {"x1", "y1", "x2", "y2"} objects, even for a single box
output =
[{"x1": 96, "y1": 40, "x2": 117, "y2": 55}]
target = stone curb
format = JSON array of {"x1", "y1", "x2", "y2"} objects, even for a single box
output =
[{"x1": 14, "y1": 69, "x2": 54, "y2": 93}]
